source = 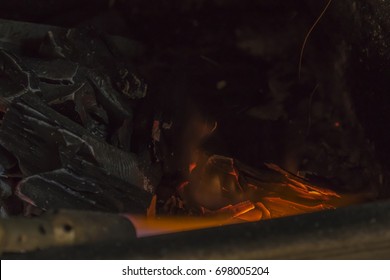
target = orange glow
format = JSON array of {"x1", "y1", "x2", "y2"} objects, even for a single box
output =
[
  {"x1": 189, "y1": 162, "x2": 197, "y2": 173},
  {"x1": 124, "y1": 214, "x2": 242, "y2": 237},
  {"x1": 146, "y1": 195, "x2": 157, "y2": 218},
  {"x1": 260, "y1": 197, "x2": 331, "y2": 218},
  {"x1": 177, "y1": 181, "x2": 189, "y2": 192},
  {"x1": 125, "y1": 196, "x2": 339, "y2": 237},
  {"x1": 127, "y1": 155, "x2": 366, "y2": 237},
  {"x1": 209, "y1": 200, "x2": 255, "y2": 218}
]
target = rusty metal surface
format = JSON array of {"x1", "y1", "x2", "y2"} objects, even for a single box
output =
[
  {"x1": 2, "y1": 200, "x2": 390, "y2": 259},
  {"x1": 91, "y1": 200, "x2": 390, "y2": 259},
  {"x1": 0, "y1": 210, "x2": 136, "y2": 254}
]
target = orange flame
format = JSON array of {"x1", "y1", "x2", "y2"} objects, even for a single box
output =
[
  {"x1": 124, "y1": 214, "x2": 241, "y2": 237},
  {"x1": 130, "y1": 155, "x2": 367, "y2": 237},
  {"x1": 189, "y1": 162, "x2": 197, "y2": 173}
]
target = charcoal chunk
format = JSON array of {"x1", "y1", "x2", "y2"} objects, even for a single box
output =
[
  {"x1": 40, "y1": 83, "x2": 83, "y2": 104},
  {"x1": 0, "y1": 77, "x2": 27, "y2": 111},
  {"x1": 17, "y1": 175, "x2": 104, "y2": 211},
  {"x1": 0, "y1": 19, "x2": 156, "y2": 215},
  {"x1": 0, "y1": 145, "x2": 17, "y2": 171},
  {"x1": 18, "y1": 168, "x2": 151, "y2": 213},
  {"x1": 0, "y1": 93, "x2": 153, "y2": 212},
  {"x1": 114, "y1": 67, "x2": 147, "y2": 100},
  {"x1": 39, "y1": 30, "x2": 69, "y2": 59},
  {"x1": 0, "y1": 93, "x2": 90, "y2": 175},
  {"x1": 0, "y1": 49, "x2": 40, "y2": 92},
  {"x1": 24, "y1": 58, "x2": 79, "y2": 85},
  {"x1": 87, "y1": 69, "x2": 133, "y2": 119}
]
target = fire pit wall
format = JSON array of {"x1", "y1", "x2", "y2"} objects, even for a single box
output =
[{"x1": 1, "y1": 0, "x2": 390, "y2": 258}]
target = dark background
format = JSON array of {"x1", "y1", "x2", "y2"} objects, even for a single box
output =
[{"x1": 1, "y1": 0, "x2": 390, "y2": 196}]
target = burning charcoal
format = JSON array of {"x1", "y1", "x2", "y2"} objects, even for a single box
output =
[
  {"x1": 183, "y1": 155, "x2": 244, "y2": 210},
  {"x1": 182, "y1": 153, "x2": 350, "y2": 219},
  {"x1": 234, "y1": 160, "x2": 287, "y2": 184},
  {"x1": 23, "y1": 58, "x2": 79, "y2": 85},
  {"x1": 0, "y1": 49, "x2": 40, "y2": 92},
  {"x1": 262, "y1": 163, "x2": 341, "y2": 199},
  {"x1": 162, "y1": 195, "x2": 186, "y2": 215},
  {"x1": 207, "y1": 200, "x2": 256, "y2": 219},
  {"x1": 260, "y1": 197, "x2": 332, "y2": 218}
]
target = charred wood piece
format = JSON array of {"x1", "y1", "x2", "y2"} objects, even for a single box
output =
[
  {"x1": 87, "y1": 69, "x2": 133, "y2": 119},
  {"x1": 0, "y1": 49, "x2": 39, "y2": 92},
  {"x1": 23, "y1": 58, "x2": 79, "y2": 85},
  {"x1": 0, "y1": 94, "x2": 152, "y2": 212}
]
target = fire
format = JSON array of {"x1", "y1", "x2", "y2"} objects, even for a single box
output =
[
  {"x1": 125, "y1": 214, "x2": 241, "y2": 237},
  {"x1": 189, "y1": 162, "x2": 197, "y2": 173},
  {"x1": 128, "y1": 154, "x2": 363, "y2": 237}
]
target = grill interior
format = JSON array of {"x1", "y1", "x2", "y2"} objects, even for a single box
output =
[{"x1": 1, "y1": 0, "x2": 390, "y2": 259}]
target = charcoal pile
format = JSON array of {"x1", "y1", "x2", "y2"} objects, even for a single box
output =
[
  {"x1": 0, "y1": 0, "x2": 389, "y2": 221},
  {"x1": 0, "y1": 20, "x2": 154, "y2": 215},
  {"x1": 0, "y1": 0, "x2": 390, "y2": 260},
  {"x1": 0, "y1": 19, "x2": 361, "y2": 221}
]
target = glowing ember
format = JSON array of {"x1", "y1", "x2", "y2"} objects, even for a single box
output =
[
  {"x1": 146, "y1": 195, "x2": 157, "y2": 218},
  {"x1": 189, "y1": 162, "x2": 197, "y2": 173},
  {"x1": 126, "y1": 154, "x2": 364, "y2": 237}
]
